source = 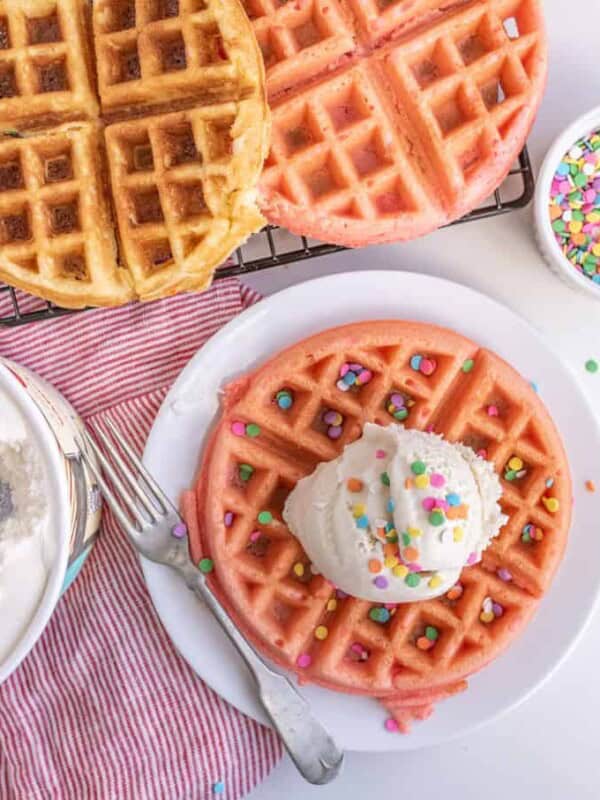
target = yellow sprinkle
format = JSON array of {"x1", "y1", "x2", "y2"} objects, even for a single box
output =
[
  {"x1": 408, "y1": 527, "x2": 422, "y2": 538},
  {"x1": 569, "y1": 220, "x2": 583, "y2": 234},
  {"x1": 428, "y1": 574, "x2": 443, "y2": 589},
  {"x1": 543, "y1": 496, "x2": 560, "y2": 513},
  {"x1": 393, "y1": 564, "x2": 409, "y2": 578},
  {"x1": 293, "y1": 562, "x2": 305, "y2": 577},
  {"x1": 453, "y1": 526, "x2": 464, "y2": 542},
  {"x1": 384, "y1": 555, "x2": 399, "y2": 569},
  {"x1": 326, "y1": 598, "x2": 337, "y2": 612},
  {"x1": 479, "y1": 611, "x2": 494, "y2": 624},
  {"x1": 587, "y1": 212, "x2": 600, "y2": 223},
  {"x1": 414, "y1": 474, "x2": 429, "y2": 489},
  {"x1": 593, "y1": 244, "x2": 600, "y2": 257},
  {"x1": 508, "y1": 456, "x2": 523, "y2": 471},
  {"x1": 352, "y1": 503, "x2": 366, "y2": 518},
  {"x1": 315, "y1": 625, "x2": 328, "y2": 640}
]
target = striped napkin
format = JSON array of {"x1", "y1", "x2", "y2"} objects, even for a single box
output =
[{"x1": 0, "y1": 279, "x2": 282, "y2": 800}]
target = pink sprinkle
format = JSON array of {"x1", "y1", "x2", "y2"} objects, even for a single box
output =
[
  {"x1": 487, "y1": 404, "x2": 499, "y2": 417},
  {"x1": 559, "y1": 180, "x2": 571, "y2": 193},
  {"x1": 430, "y1": 473, "x2": 445, "y2": 488},
  {"x1": 249, "y1": 530, "x2": 261, "y2": 542},
  {"x1": 422, "y1": 497, "x2": 436, "y2": 512},
  {"x1": 340, "y1": 363, "x2": 349, "y2": 377},
  {"x1": 407, "y1": 563, "x2": 422, "y2": 572},
  {"x1": 425, "y1": 424, "x2": 435, "y2": 433},
  {"x1": 336, "y1": 589, "x2": 348, "y2": 599},
  {"x1": 384, "y1": 603, "x2": 398, "y2": 609},
  {"x1": 497, "y1": 567, "x2": 512, "y2": 582},
  {"x1": 375, "y1": 449, "x2": 386, "y2": 459},
  {"x1": 358, "y1": 369, "x2": 373, "y2": 384},
  {"x1": 492, "y1": 602, "x2": 504, "y2": 617},
  {"x1": 477, "y1": 448, "x2": 488, "y2": 459},
  {"x1": 231, "y1": 421, "x2": 246, "y2": 436},
  {"x1": 419, "y1": 358, "x2": 436, "y2": 376},
  {"x1": 467, "y1": 552, "x2": 478, "y2": 565},
  {"x1": 297, "y1": 653, "x2": 312, "y2": 668},
  {"x1": 384, "y1": 718, "x2": 399, "y2": 733},
  {"x1": 350, "y1": 642, "x2": 364, "y2": 654},
  {"x1": 434, "y1": 498, "x2": 449, "y2": 512}
]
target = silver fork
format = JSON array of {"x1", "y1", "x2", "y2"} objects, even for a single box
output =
[{"x1": 76, "y1": 419, "x2": 344, "y2": 786}]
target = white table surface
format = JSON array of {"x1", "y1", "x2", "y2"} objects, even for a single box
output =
[{"x1": 242, "y1": 1, "x2": 600, "y2": 797}]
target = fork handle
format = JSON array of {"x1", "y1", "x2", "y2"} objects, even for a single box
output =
[{"x1": 180, "y1": 564, "x2": 344, "y2": 785}]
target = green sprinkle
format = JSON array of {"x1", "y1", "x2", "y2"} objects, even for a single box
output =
[
  {"x1": 462, "y1": 359, "x2": 474, "y2": 373},
  {"x1": 522, "y1": 532, "x2": 531, "y2": 544},
  {"x1": 504, "y1": 469, "x2": 517, "y2": 481},
  {"x1": 429, "y1": 510, "x2": 445, "y2": 526},
  {"x1": 386, "y1": 532, "x2": 398, "y2": 543},
  {"x1": 245, "y1": 423, "x2": 261, "y2": 437},
  {"x1": 199, "y1": 558, "x2": 214, "y2": 574},
  {"x1": 381, "y1": 472, "x2": 390, "y2": 487},
  {"x1": 405, "y1": 573, "x2": 420, "y2": 588},
  {"x1": 410, "y1": 460, "x2": 426, "y2": 475},
  {"x1": 402, "y1": 532, "x2": 411, "y2": 546},
  {"x1": 552, "y1": 219, "x2": 566, "y2": 233},
  {"x1": 257, "y1": 510, "x2": 273, "y2": 525},
  {"x1": 425, "y1": 626, "x2": 439, "y2": 641},
  {"x1": 239, "y1": 463, "x2": 254, "y2": 481},
  {"x1": 585, "y1": 359, "x2": 599, "y2": 374},
  {"x1": 394, "y1": 408, "x2": 408, "y2": 421}
]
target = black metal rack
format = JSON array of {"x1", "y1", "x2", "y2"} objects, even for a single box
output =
[{"x1": 0, "y1": 147, "x2": 534, "y2": 327}]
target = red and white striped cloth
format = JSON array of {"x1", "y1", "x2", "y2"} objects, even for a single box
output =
[{"x1": 0, "y1": 279, "x2": 283, "y2": 800}]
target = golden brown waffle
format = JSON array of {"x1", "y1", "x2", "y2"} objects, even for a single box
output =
[
  {"x1": 0, "y1": 123, "x2": 133, "y2": 307},
  {"x1": 0, "y1": 0, "x2": 268, "y2": 308},
  {"x1": 0, "y1": 0, "x2": 98, "y2": 129},
  {"x1": 248, "y1": 0, "x2": 547, "y2": 245},
  {"x1": 183, "y1": 321, "x2": 571, "y2": 706}
]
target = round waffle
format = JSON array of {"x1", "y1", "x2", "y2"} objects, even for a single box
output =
[
  {"x1": 0, "y1": 0, "x2": 269, "y2": 307},
  {"x1": 183, "y1": 321, "x2": 571, "y2": 727},
  {"x1": 246, "y1": 0, "x2": 547, "y2": 246}
]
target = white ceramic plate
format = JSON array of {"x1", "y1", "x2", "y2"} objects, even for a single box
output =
[{"x1": 142, "y1": 271, "x2": 600, "y2": 752}]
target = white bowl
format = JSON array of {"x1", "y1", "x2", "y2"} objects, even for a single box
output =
[
  {"x1": 0, "y1": 366, "x2": 71, "y2": 685},
  {"x1": 534, "y1": 105, "x2": 600, "y2": 299}
]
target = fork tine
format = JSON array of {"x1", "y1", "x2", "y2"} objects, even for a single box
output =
[
  {"x1": 94, "y1": 424, "x2": 159, "y2": 521},
  {"x1": 105, "y1": 418, "x2": 173, "y2": 513},
  {"x1": 77, "y1": 439, "x2": 141, "y2": 543},
  {"x1": 81, "y1": 431, "x2": 153, "y2": 528}
]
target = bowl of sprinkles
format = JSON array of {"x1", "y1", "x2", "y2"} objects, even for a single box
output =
[{"x1": 535, "y1": 106, "x2": 600, "y2": 298}]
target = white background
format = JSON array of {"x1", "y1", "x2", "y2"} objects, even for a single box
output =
[{"x1": 243, "y1": 1, "x2": 600, "y2": 797}]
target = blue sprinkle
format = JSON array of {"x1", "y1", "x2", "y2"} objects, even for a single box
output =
[
  {"x1": 342, "y1": 371, "x2": 356, "y2": 386},
  {"x1": 213, "y1": 781, "x2": 225, "y2": 795},
  {"x1": 387, "y1": 498, "x2": 395, "y2": 513},
  {"x1": 277, "y1": 394, "x2": 292, "y2": 410},
  {"x1": 593, "y1": 275, "x2": 600, "y2": 284},
  {"x1": 446, "y1": 492, "x2": 461, "y2": 507},
  {"x1": 556, "y1": 162, "x2": 570, "y2": 176},
  {"x1": 385, "y1": 521, "x2": 395, "y2": 532},
  {"x1": 545, "y1": 477, "x2": 554, "y2": 488},
  {"x1": 530, "y1": 381, "x2": 538, "y2": 393},
  {"x1": 356, "y1": 515, "x2": 369, "y2": 529},
  {"x1": 410, "y1": 355, "x2": 422, "y2": 371}
]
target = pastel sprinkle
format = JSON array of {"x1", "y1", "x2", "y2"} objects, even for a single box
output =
[
  {"x1": 315, "y1": 625, "x2": 328, "y2": 640},
  {"x1": 410, "y1": 354, "x2": 422, "y2": 371},
  {"x1": 199, "y1": 558, "x2": 214, "y2": 574},
  {"x1": 369, "y1": 607, "x2": 391, "y2": 624},
  {"x1": 276, "y1": 389, "x2": 293, "y2": 409},
  {"x1": 487, "y1": 404, "x2": 499, "y2": 416},
  {"x1": 405, "y1": 572, "x2": 420, "y2": 588},
  {"x1": 542, "y1": 496, "x2": 560, "y2": 513},
  {"x1": 462, "y1": 359, "x2": 474, "y2": 373},
  {"x1": 171, "y1": 522, "x2": 187, "y2": 539},
  {"x1": 428, "y1": 574, "x2": 442, "y2": 589},
  {"x1": 297, "y1": 653, "x2": 312, "y2": 668},
  {"x1": 231, "y1": 420, "x2": 246, "y2": 436},
  {"x1": 446, "y1": 492, "x2": 461, "y2": 506},
  {"x1": 416, "y1": 636, "x2": 433, "y2": 650},
  {"x1": 393, "y1": 564, "x2": 409, "y2": 578},
  {"x1": 425, "y1": 625, "x2": 439, "y2": 641},
  {"x1": 246, "y1": 423, "x2": 261, "y2": 437},
  {"x1": 375, "y1": 449, "x2": 386, "y2": 459},
  {"x1": 373, "y1": 575, "x2": 389, "y2": 589},
  {"x1": 586, "y1": 480, "x2": 596, "y2": 492},
  {"x1": 453, "y1": 526, "x2": 464, "y2": 542},
  {"x1": 497, "y1": 567, "x2": 512, "y2": 582},
  {"x1": 586, "y1": 359, "x2": 599, "y2": 373},
  {"x1": 446, "y1": 583, "x2": 463, "y2": 600},
  {"x1": 466, "y1": 552, "x2": 478, "y2": 565},
  {"x1": 257, "y1": 510, "x2": 273, "y2": 524},
  {"x1": 224, "y1": 511, "x2": 234, "y2": 527},
  {"x1": 327, "y1": 598, "x2": 338, "y2": 611},
  {"x1": 411, "y1": 460, "x2": 426, "y2": 475},
  {"x1": 480, "y1": 610, "x2": 494, "y2": 624},
  {"x1": 239, "y1": 463, "x2": 254, "y2": 481},
  {"x1": 384, "y1": 718, "x2": 399, "y2": 733},
  {"x1": 347, "y1": 477, "x2": 364, "y2": 492},
  {"x1": 430, "y1": 473, "x2": 445, "y2": 488},
  {"x1": 212, "y1": 781, "x2": 225, "y2": 795},
  {"x1": 368, "y1": 559, "x2": 382, "y2": 573},
  {"x1": 381, "y1": 472, "x2": 390, "y2": 486},
  {"x1": 293, "y1": 562, "x2": 305, "y2": 577},
  {"x1": 429, "y1": 510, "x2": 445, "y2": 526},
  {"x1": 414, "y1": 474, "x2": 429, "y2": 489}
]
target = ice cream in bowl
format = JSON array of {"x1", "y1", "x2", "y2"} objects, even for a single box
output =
[{"x1": 284, "y1": 424, "x2": 507, "y2": 604}]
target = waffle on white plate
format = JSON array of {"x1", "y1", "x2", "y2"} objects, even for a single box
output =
[{"x1": 0, "y1": 0, "x2": 269, "y2": 308}]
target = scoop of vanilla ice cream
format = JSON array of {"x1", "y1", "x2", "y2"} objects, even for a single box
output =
[{"x1": 283, "y1": 423, "x2": 507, "y2": 603}]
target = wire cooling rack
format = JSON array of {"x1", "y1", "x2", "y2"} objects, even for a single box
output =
[{"x1": 0, "y1": 147, "x2": 534, "y2": 327}]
